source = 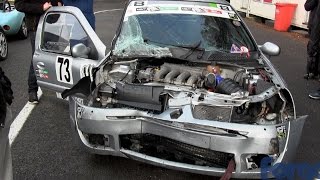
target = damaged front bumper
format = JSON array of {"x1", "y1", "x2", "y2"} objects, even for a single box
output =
[{"x1": 69, "y1": 96, "x2": 306, "y2": 179}]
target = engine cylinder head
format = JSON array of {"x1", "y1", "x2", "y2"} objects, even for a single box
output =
[{"x1": 153, "y1": 63, "x2": 202, "y2": 86}]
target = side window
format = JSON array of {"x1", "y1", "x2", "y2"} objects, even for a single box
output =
[{"x1": 41, "y1": 12, "x2": 98, "y2": 60}]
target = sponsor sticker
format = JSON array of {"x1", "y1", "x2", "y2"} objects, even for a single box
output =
[
  {"x1": 209, "y1": 3, "x2": 218, "y2": 8},
  {"x1": 181, "y1": 7, "x2": 222, "y2": 14},
  {"x1": 206, "y1": 9, "x2": 222, "y2": 14},
  {"x1": 133, "y1": 1, "x2": 146, "y2": 6},
  {"x1": 77, "y1": 106, "x2": 85, "y2": 119},
  {"x1": 276, "y1": 125, "x2": 287, "y2": 139},
  {"x1": 126, "y1": 1, "x2": 239, "y2": 21},
  {"x1": 230, "y1": 44, "x2": 250, "y2": 57},
  {"x1": 228, "y1": 13, "x2": 239, "y2": 20},
  {"x1": 36, "y1": 69, "x2": 49, "y2": 79},
  {"x1": 192, "y1": 7, "x2": 206, "y2": 13},
  {"x1": 74, "y1": 97, "x2": 84, "y2": 105},
  {"x1": 40, "y1": 74, "x2": 49, "y2": 79},
  {"x1": 181, "y1": 7, "x2": 192, "y2": 11},
  {"x1": 230, "y1": 44, "x2": 241, "y2": 53},
  {"x1": 148, "y1": 6, "x2": 160, "y2": 11},
  {"x1": 160, "y1": 6, "x2": 179, "y2": 11},
  {"x1": 218, "y1": 5, "x2": 231, "y2": 11},
  {"x1": 136, "y1": 7, "x2": 148, "y2": 11}
]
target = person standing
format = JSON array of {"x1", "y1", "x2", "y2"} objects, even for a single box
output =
[
  {"x1": 62, "y1": 0, "x2": 95, "y2": 30},
  {"x1": 305, "y1": 0, "x2": 320, "y2": 99},
  {"x1": 304, "y1": 0, "x2": 319, "y2": 80},
  {"x1": 14, "y1": 0, "x2": 62, "y2": 103},
  {"x1": 0, "y1": 67, "x2": 14, "y2": 180}
]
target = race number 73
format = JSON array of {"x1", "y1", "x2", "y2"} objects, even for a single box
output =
[{"x1": 55, "y1": 56, "x2": 73, "y2": 84}]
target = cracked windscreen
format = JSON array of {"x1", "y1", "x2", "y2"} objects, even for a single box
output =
[
  {"x1": 113, "y1": 15, "x2": 172, "y2": 58},
  {"x1": 113, "y1": 1, "x2": 256, "y2": 59}
]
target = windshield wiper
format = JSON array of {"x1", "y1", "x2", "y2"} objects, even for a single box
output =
[
  {"x1": 143, "y1": 38, "x2": 206, "y2": 60},
  {"x1": 180, "y1": 40, "x2": 205, "y2": 60},
  {"x1": 143, "y1": 38, "x2": 191, "y2": 49},
  {"x1": 113, "y1": 54, "x2": 192, "y2": 64}
]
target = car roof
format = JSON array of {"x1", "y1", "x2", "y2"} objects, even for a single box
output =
[{"x1": 129, "y1": 0, "x2": 229, "y2": 5}]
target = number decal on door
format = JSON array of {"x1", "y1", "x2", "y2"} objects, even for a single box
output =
[{"x1": 55, "y1": 56, "x2": 73, "y2": 84}]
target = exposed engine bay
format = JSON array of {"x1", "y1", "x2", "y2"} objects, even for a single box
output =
[{"x1": 91, "y1": 58, "x2": 294, "y2": 125}]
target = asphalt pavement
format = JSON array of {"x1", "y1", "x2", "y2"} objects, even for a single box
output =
[{"x1": 0, "y1": 0, "x2": 319, "y2": 179}]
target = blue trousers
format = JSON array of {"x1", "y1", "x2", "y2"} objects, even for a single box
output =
[{"x1": 63, "y1": 0, "x2": 95, "y2": 30}]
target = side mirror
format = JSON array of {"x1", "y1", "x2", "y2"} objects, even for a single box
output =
[
  {"x1": 71, "y1": 43, "x2": 91, "y2": 58},
  {"x1": 259, "y1": 42, "x2": 280, "y2": 57}
]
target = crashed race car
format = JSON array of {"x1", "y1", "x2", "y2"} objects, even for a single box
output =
[{"x1": 33, "y1": 0, "x2": 306, "y2": 178}]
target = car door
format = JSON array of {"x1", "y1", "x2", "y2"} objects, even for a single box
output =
[{"x1": 33, "y1": 6, "x2": 106, "y2": 93}]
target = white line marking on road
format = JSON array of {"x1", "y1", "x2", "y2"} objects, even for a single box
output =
[
  {"x1": 9, "y1": 8, "x2": 121, "y2": 145},
  {"x1": 9, "y1": 88, "x2": 43, "y2": 145},
  {"x1": 94, "y1": 8, "x2": 123, "y2": 14}
]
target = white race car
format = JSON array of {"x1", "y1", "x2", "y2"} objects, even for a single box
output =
[{"x1": 33, "y1": 0, "x2": 306, "y2": 178}]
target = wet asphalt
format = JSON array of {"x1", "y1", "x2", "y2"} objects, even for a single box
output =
[{"x1": 0, "y1": 0, "x2": 319, "y2": 179}]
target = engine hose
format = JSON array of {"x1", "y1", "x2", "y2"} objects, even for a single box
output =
[{"x1": 215, "y1": 78, "x2": 244, "y2": 95}]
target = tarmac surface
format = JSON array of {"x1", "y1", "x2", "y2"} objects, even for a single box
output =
[{"x1": 0, "y1": 0, "x2": 319, "y2": 179}]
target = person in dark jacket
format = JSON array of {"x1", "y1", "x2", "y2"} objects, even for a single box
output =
[
  {"x1": 14, "y1": 0, "x2": 62, "y2": 103},
  {"x1": 306, "y1": 0, "x2": 320, "y2": 99},
  {"x1": 304, "y1": 0, "x2": 319, "y2": 80},
  {"x1": 305, "y1": 0, "x2": 318, "y2": 35},
  {"x1": 62, "y1": 0, "x2": 95, "y2": 30},
  {"x1": 0, "y1": 67, "x2": 13, "y2": 180}
]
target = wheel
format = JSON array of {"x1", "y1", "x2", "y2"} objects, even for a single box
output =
[
  {"x1": 17, "y1": 19, "x2": 28, "y2": 39},
  {"x1": 0, "y1": 30, "x2": 8, "y2": 61}
]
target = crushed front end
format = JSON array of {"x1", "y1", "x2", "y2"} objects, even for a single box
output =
[{"x1": 68, "y1": 59, "x2": 306, "y2": 179}]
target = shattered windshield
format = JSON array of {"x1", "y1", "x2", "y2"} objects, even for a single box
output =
[{"x1": 113, "y1": 1, "x2": 256, "y2": 59}]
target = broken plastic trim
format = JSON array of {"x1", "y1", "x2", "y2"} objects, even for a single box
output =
[
  {"x1": 61, "y1": 76, "x2": 93, "y2": 99},
  {"x1": 115, "y1": 82, "x2": 165, "y2": 111},
  {"x1": 120, "y1": 133, "x2": 235, "y2": 168}
]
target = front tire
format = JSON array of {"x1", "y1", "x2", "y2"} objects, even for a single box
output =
[
  {"x1": 18, "y1": 19, "x2": 28, "y2": 39},
  {"x1": 0, "y1": 30, "x2": 8, "y2": 61}
]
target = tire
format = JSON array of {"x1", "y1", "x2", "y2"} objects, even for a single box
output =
[
  {"x1": 17, "y1": 19, "x2": 28, "y2": 39},
  {"x1": 0, "y1": 30, "x2": 8, "y2": 61}
]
